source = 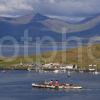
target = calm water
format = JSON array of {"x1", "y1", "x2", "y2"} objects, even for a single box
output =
[{"x1": 0, "y1": 71, "x2": 100, "y2": 100}]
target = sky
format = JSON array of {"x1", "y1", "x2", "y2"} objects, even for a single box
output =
[{"x1": 0, "y1": 0, "x2": 100, "y2": 22}]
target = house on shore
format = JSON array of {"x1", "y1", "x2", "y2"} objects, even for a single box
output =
[
  {"x1": 42, "y1": 63, "x2": 60, "y2": 69},
  {"x1": 60, "y1": 64, "x2": 77, "y2": 70}
]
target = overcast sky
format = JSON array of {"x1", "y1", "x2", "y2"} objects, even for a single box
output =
[{"x1": 0, "y1": 0, "x2": 100, "y2": 21}]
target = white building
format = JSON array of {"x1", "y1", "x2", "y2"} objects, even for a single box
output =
[
  {"x1": 65, "y1": 64, "x2": 77, "y2": 70},
  {"x1": 88, "y1": 64, "x2": 96, "y2": 71},
  {"x1": 43, "y1": 63, "x2": 53, "y2": 68},
  {"x1": 43, "y1": 63, "x2": 60, "y2": 69}
]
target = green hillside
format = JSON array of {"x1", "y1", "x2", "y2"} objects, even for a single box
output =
[{"x1": 0, "y1": 44, "x2": 100, "y2": 70}]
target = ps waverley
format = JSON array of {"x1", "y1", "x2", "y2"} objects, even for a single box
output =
[{"x1": 32, "y1": 82, "x2": 82, "y2": 89}]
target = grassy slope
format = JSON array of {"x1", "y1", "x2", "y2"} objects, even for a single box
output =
[
  {"x1": 0, "y1": 44, "x2": 100, "y2": 70},
  {"x1": 41, "y1": 44, "x2": 100, "y2": 69}
]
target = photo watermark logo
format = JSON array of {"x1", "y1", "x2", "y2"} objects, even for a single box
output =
[{"x1": 0, "y1": 28, "x2": 99, "y2": 66}]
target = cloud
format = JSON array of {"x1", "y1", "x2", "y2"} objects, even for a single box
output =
[
  {"x1": 0, "y1": 0, "x2": 100, "y2": 21},
  {"x1": 0, "y1": 0, "x2": 38, "y2": 17},
  {"x1": 37, "y1": 0, "x2": 100, "y2": 17}
]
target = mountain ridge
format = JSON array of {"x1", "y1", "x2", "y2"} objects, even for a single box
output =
[{"x1": 0, "y1": 13, "x2": 100, "y2": 43}]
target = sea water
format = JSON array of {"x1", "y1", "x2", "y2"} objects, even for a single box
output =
[{"x1": 0, "y1": 71, "x2": 100, "y2": 100}]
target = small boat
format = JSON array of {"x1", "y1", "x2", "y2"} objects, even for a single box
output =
[
  {"x1": 27, "y1": 68, "x2": 31, "y2": 72},
  {"x1": 94, "y1": 71, "x2": 99, "y2": 75},
  {"x1": 53, "y1": 70, "x2": 59, "y2": 74},
  {"x1": 32, "y1": 83, "x2": 82, "y2": 90},
  {"x1": 67, "y1": 71, "x2": 71, "y2": 77},
  {"x1": 89, "y1": 68, "x2": 95, "y2": 72},
  {"x1": 1, "y1": 70, "x2": 6, "y2": 73}
]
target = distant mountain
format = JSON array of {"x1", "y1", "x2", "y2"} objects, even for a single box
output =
[
  {"x1": 0, "y1": 13, "x2": 100, "y2": 43},
  {"x1": 42, "y1": 15, "x2": 100, "y2": 33}
]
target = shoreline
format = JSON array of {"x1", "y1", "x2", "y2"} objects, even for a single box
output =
[{"x1": 0, "y1": 68, "x2": 100, "y2": 73}]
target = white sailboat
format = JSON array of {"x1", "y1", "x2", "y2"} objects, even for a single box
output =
[
  {"x1": 27, "y1": 67, "x2": 31, "y2": 72},
  {"x1": 94, "y1": 71, "x2": 99, "y2": 75},
  {"x1": 53, "y1": 70, "x2": 59, "y2": 74},
  {"x1": 67, "y1": 71, "x2": 71, "y2": 77}
]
